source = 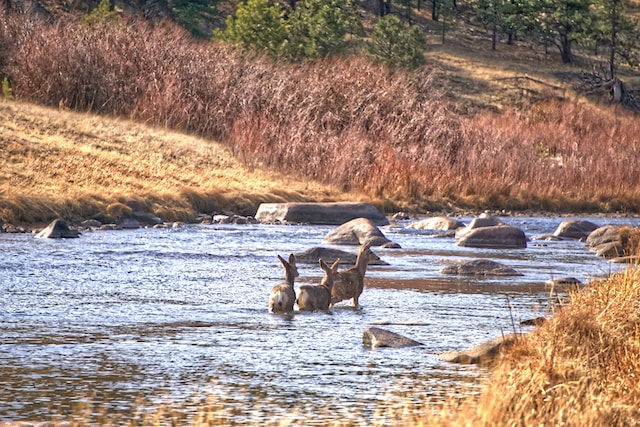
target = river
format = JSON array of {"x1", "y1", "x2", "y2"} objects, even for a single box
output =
[{"x1": 0, "y1": 215, "x2": 636, "y2": 425}]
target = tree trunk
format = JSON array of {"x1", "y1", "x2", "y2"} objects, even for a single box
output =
[
  {"x1": 492, "y1": 23, "x2": 497, "y2": 50},
  {"x1": 609, "y1": 0, "x2": 619, "y2": 80},
  {"x1": 559, "y1": 35, "x2": 573, "y2": 63},
  {"x1": 432, "y1": 0, "x2": 439, "y2": 21},
  {"x1": 442, "y1": 18, "x2": 446, "y2": 44},
  {"x1": 377, "y1": 0, "x2": 385, "y2": 16},
  {"x1": 612, "y1": 78, "x2": 622, "y2": 103}
]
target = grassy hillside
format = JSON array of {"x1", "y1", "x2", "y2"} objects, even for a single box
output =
[
  {"x1": 2, "y1": 2, "x2": 640, "y2": 227},
  {"x1": 0, "y1": 99, "x2": 354, "y2": 225}
]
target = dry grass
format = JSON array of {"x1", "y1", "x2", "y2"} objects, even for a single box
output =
[
  {"x1": 2, "y1": 6, "x2": 640, "y2": 225},
  {"x1": 0, "y1": 99, "x2": 350, "y2": 225},
  {"x1": 418, "y1": 266, "x2": 640, "y2": 426}
]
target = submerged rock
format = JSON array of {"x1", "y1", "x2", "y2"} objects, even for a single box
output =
[
  {"x1": 363, "y1": 327, "x2": 422, "y2": 349},
  {"x1": 440, "y1": 259, "x2": 522, "y2": 276},
  {"x1": 294, "y1": 247, "x2": 387, "y2": 265},
  {"x1": 438, "y1": 333, "x2": 519, "y2": 365}
]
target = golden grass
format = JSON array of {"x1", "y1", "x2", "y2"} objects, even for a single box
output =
[
  {"x1": 418, "y1": 266, "x2": 640, "y2": 426},
  {"x1": 0, "y1": 99, "x2": 353, "y2": 225}
]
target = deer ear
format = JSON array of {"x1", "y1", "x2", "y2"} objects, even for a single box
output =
[
  {"x1": 278, "y1": 254, "x2": 287, "y2": 266},
  {"x1": 331, "y1": 258, "x2": 340, "y2": 271},
  {"x1": 289, "y1": 253, "x2": 296, "y2": 264}
]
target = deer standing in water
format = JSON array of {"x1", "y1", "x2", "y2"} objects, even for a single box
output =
[
  {"x1": 296, "y1": 259, "x2": 340, "y2": 311},
  {"x1": 268, "y1": 254, "x2": 299, "y2": 314},
  {"x1": 331, "y1": 241, "x2": 376, "y2": 307}
]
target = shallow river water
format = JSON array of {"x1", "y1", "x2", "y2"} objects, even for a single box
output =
[{"x1": 1, "y1": 215, "x2": 638, "y2": 425}]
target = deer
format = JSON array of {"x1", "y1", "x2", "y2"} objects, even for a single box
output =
[
  {"x1": 296, "y1": 258, "x2": 340, "y2": 312},
  {"x1": 330, "y1": 241, "x2": 376, "y2": 307},
  {"x1": 268, "y1": 254, "x2": 299, "y2": 314}
]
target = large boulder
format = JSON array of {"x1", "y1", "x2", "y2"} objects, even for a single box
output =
[
  {"x1": 454, "y1": 216, "x2": 506, "y2": 240},
  {"x1": 323, "y1": 218, "x2": 394, "y2": 246},
  {"x1": 584, "y1": 225, "x2": 640, "y2": 259},
  {"x1": 553, "y1": 219, "x2": 599, "y2": 240},
  {"x1": 407, "y1": 216, "x2": 465, "y2": 231},
  {"x1": 456, "y1": 225, "x2": 527, "y2": 249},
  {"x1": 440, "y1": 259, "x2": 522, "y2": 276},
  {"x1": 362, "y1": 327, "x2": 422, "y2": 349},
  {"x1": 586, "y1": 225, "x2": 622, "y2": 249},
  {"x1": 35, "y1": 219, "x2": 80, "y2": 238},
  {"x1": 294, "y1": 246, "x2": 387, "y2": 265},
  {"x1": 438, "y1": 333, "x2": 519, "y2": 365},
  {"x1": 255, "y1": 202, "x2": 389, "y2": 226}
]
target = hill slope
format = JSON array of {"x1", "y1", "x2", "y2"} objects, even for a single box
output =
[{"x1": 0, "y1": 100, "x2": 353, "y2": 226}]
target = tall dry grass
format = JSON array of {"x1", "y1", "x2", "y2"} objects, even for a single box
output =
[
  {"x1": 2, "y1": 6, "x2": 640, "y2": 219},
  {"x1": 415, "y1": 266, "x2": 640, "y2": 427}
]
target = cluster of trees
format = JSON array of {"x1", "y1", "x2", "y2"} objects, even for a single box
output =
[
  {"x1": 211, "y1": 0, "x2": 638, "y2": 79},
  {"x1": 10, "y1": 0, "x2": 637, "y2": 75},
  {"x1": 472, "y1": 0, "x2": 639, "y2": 78},
  {"x1": 214, "y1": 0, "x2": 427, "y2": 69}
]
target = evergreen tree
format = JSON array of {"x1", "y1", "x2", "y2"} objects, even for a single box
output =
[
  {"x1": 367, "y1": 14, "x2": 426, "y2": 69},
  {"x1": 214, "y1": 0, "x2": 289, "y2": 58},
  {"x1": 288, "y1": 0, "x2": 363, "y2": 58},
  {"x1": 539, "y1": 0, "x2": 592, "y2": 63},
  {"x1": 590, "y1": 0, "x2": 639, "y2": 79}
]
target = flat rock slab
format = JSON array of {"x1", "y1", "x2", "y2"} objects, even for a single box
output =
[
  {"x1": 438, "y1": 333, "x2": 519, "y2": 365},
  {"x1": 35, "y1": 219, "x2": 79, "y2": 238},
  {"x1": 363, "y1": 327, "x2": 423, "y2": 349},
  {"x1": 255, "y1": 202, "x2": 389, "y2": 226},
  {"x1": 440, "y1": 259, "x2": 522, "y2": 276},
  {"x1": 294, "y1": 247, "x2": 388, "y2": 265}
]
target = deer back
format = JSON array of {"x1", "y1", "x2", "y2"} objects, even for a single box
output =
[
  {"x1": 268, "y1": 254, "x2": 299, "y2": 313},
  {"x1": 297, "y1": 259, "x2": 339, "y2": 311}
]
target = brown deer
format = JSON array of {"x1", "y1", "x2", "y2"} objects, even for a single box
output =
[
  {"x1": 296, "y1": 258, "x2": 340, "y2": 312},
  {"x1": 331, "y1": 241, "x2": 376, "y2": 307},
  {"x1": 268, "y1": 254, "x2": 299, "y2": 314}
]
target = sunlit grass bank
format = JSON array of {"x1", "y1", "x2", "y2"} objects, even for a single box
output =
[
  {"x1": 0, "y1": 99, "x2": 351, "y2": 225},
  {"x1": 419, "y1": 265, "x2": 640, "y2": 426}
]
